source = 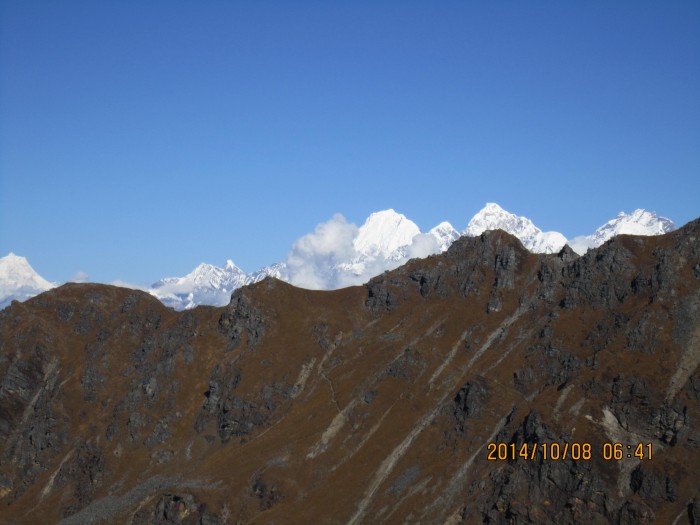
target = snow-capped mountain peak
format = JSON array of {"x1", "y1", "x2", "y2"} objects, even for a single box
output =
[
  {"x1": 429, "y1": 221, "x2": 460, "y2": 252},
  {"x1": 0, "y1": 253, "x2": 55, "y2": 291},
  {"x1": 224, "y1": 259, "x2": 241, "y2": 272},
  {"x1": 466, "y1": 203, "x2": 537, "y2": 238},
  {"x1": 590, "y1": 209, "x2": 675, "y2": 244},
  {"x1": 353, "y1": 209, "x2": 421, "y2": 258},
  {"x1": 567, "y1": 208, "x2": 676, "y2": 254},
  {"x1": 465, "y1": 203, "x2": 567, "y2": 254},
  {"x1": 162, "y1": 261, "x2": 244, "y2": 287},
  {"x1": 148, "y1": 258, "x2": 286, "y2": 310},
  {"x1": 0, "y1": 253, "x2": 56, "y2": 309}
]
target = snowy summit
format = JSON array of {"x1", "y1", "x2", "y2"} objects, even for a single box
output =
[
  {"x1": 150, "y1": 259, "x2": 286, "y2": 310},
  {"x1": 464, "y1": 203, "x2": 568, "y2": 254},
  {"x1": 429, "y1": 222, "x2": 461, "y2": 252},
  {"x1": 568, "y1": 209, "x2": 675, "y2": 254},
  {"x1": 353, "y1": 209, "x2": 421, "y2": 258},
  {"x1": 0, "y1": 253, "x2": 55, "y2": 309},
  {"x1": 589, "y1": 209, "x2": 675, "y2": 245}
]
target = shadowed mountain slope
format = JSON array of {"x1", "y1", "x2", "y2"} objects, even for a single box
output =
[{"x1": 1, "y1": 221, "x2": 699, "y2": 524}]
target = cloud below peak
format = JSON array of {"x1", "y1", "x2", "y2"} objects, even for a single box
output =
[
  {"x1": 284, "y1": 212, "x2": 443, "y2": 290},
  {"x1": 285, "y1": 214, "x2": 359, "y2": 290}
]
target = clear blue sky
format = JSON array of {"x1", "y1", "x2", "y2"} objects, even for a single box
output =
[{"x1": 1, "y1": 1, "x2": 698, "y2": 285}]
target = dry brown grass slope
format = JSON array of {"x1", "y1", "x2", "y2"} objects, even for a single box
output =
[{"x1": 0, "y1": 221, "x2": 699, "y2": 524}]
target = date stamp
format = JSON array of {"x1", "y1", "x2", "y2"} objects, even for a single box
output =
[{"x1": 486, "y1": 442, "x2": 653, "y2": 461}]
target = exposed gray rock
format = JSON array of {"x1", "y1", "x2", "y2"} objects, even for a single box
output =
[
  {"x1": 618, "y1": 500, "x2": 655, "y2": 525},
  {"x1": 630, "y1": 464, "x2": 677, "y2": 503},
  {"x1": 218, "y1": 290, "x2": 265, "y2": 350},
  {"x1": 194, "y1": 364, "x2": 241, "y2": 434},
  {"x1": 131, "y1": 491, "x2": 226, "y2": 525},
  {"x1": 57, "y1": 303, "x2": 75, "y2": 322},
  {"x1": 558, "y1": 245, "x2": 579, "y2": 263},
  {"x1": 365, "y1": 274, "x2": 406, "y2": 314},
  {"x1": 362, "y1": 390, "x2": 377, "y2": 404},
  {"x1": 58, "y1": 441, "x2": 106, "y2": 515},
  {"x1": 452, "y1": 378, "x2": 489, "y2": 434},
  {"x1": 381, "y1": 347, "x2": 423, "y2": 381},
  {"x1": 689, "y1": 498, "x2": 700, "y2": 525},
  {"x1": 408, "y1": 263, "x2": 448, "y2": 298},
  {"x1": 217, "y1": 396, "x2": 265, "y2": 441},
  {"x1": 464, "y1": 411, "x2": 614, "y2": 525},
  {"x1": 144, "y1": 418, "x2": 172, "y2": 448},
  {"x1": 252, "y1": 476, "x2": 282, "y2": 510}
]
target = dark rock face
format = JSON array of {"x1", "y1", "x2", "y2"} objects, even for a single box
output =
[
  {"x1": 618, "y1": 500, "x2": 656, "y2": 525},
  {"x1": 689, "y1": 499, "x2": 700, "y2": 525},
  {"x1": 560, "y1": 242, "x2": 636, "y2": 309},
  {"x1": 631, "y1": 464, "x2": 677, "y2": 503},
  {"x1": 194, "y1": 363, "x2": 293, "y2": 443},
  {"x1": 0, "y1": 340, "x2": 68, "y2": 501},
  {"x1": 1, "y1": 220, "x2": 699, "y2": 524},
  {"x1": 365, "y1": 274, "x2": 407, "y2": 314},
  {"x1": 453, "y1": 378, "x2": 490, "y2": 433},
  {"x1": 251, "y1": 475, "x2": 282, "y2": 510},
  {"x1": 381, "y1": 347, "x2": 424, "y2": 381},
  {"x1": 218, "y1": 289, "x2": 265, "y2": 350},
  {"x1": 464, "y1": 411, "x2": 614, "y2": 525},
  {"x1": 365, "y1": 230, "x2": 533, "y2": 313},
  {"x1": 59, "y1": 441, "x2": 106, "y2": 516},
  {"x1": 131, "y1": 492, "x2": 224, "y2": 525}
]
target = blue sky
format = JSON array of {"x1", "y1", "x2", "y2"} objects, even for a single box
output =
[{"x1": 1, "y1": 1, "x2": 698, "y2": 285}]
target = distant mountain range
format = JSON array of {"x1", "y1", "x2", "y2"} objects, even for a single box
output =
[{"x1": 0, "y1": 203, "x2": 676, "y2": 310}]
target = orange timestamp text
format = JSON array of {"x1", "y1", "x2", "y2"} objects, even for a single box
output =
[{"x1": 486, "y1": 442, "x2": 653, "y2": 461}]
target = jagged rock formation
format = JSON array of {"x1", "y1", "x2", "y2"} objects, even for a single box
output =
[{"x1": 0, "y1": 220, "x2": 698, "y2": 524}]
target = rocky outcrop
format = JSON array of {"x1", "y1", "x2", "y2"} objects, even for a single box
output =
[{"x1": 218, "y1": 288, "x2": 266, "y2": 350}]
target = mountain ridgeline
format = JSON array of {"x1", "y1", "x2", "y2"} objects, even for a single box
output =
[
  {"x1": 0, "y1": 220, "x2": 698, "y2": 524},
  {"x1": 148, "y1": 205, "x2": 676, "y2": 309},
  {"x1": 0, "y1": 204, "x2": 676, "y2": 311}
]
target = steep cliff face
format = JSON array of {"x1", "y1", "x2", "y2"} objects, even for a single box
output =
[{"x1": 1, "y1": 222, "x2": 698, "y2": 524}]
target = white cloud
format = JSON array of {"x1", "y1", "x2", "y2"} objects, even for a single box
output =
[
  {"x1": 568, "y1": 236, "x2": 596, "y2": 255},
  {"x1": 285, "y1": 215, "x2": 444, "y2": 291},
  {"x1": 110, "y1": 280, "x2": 149, "y2": 291},
  {"x1": 286, "y1": 214, "x2": 359, "y2": 290},
  {"x1": 70, "y1": 271, "x2": 89, "y2": 283},
  {"x1": 405, "y1": 233, "x2": 440, "y2": 259}
]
